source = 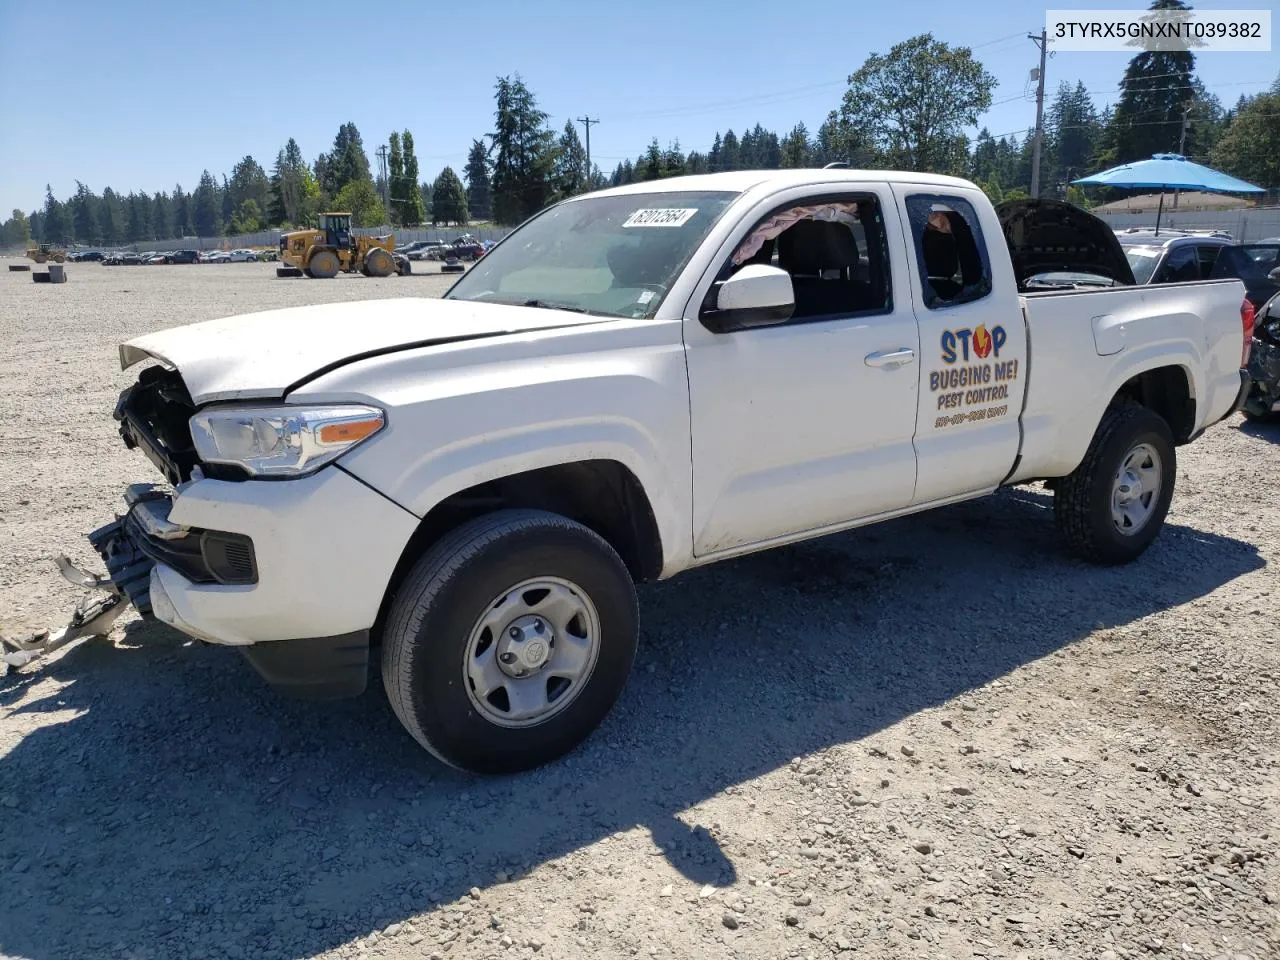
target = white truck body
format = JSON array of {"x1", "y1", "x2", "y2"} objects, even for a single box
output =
[{"x1": 90, "y1": 170, "x2": 1252, "y2": 772}]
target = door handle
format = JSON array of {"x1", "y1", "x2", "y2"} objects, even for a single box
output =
[{"x1": 864, "y1": 347, "x2": 916, "y2": 369}]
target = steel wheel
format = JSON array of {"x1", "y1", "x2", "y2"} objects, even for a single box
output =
[
  {"x1": 463, "y1": 576, "x2": 601, "y2": 728},
  {"x1": 1110, "y1": 442, "x2": 1162, "y2": 535}
]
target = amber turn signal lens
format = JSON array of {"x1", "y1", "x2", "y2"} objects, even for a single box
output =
[{"x1": 318, "y1": 418, "x2": 382, "y2": 444}]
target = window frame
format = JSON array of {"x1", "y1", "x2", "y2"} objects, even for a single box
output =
[
  {"x1": 698, "y1": 190, "x2": 895, "y2": 330},
  {"x1": 903, "y1": 193, "x2": 994, "y2": 310}
]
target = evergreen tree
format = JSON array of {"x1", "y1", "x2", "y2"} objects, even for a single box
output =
[
  {"x1": 401, "y1": 131, "x2": 427, "y2": 226},
  {"x1": 553, "y1": 120, "x2": 589, "y2": 198},
  {"x1": 685, "y1": 152, "x2": 708, "y2": 175},
  {"x1": 98, "y1": 188, "x2": 125, "y2": 244},
  {"x1": 270, "y1": 139, "x2": 309, "y2": 227},
  {"x1": 1211, "y1": 91, "x2": 1280, "y2": 189},
  {"x1": 464, "y1": 139, "x2": 492, "y2": 221},
  {"x1": 152, "y1": 191, "x2": 172, "y2": 239},
  {"x1": 229, "y1": 157, "x2": 270, "y2": 224},
  {"x1": 322, "y1": 122, "x2": 373, "y2": 195},
  {"x1": 192, "y1": 170, "x2": 220, "y2": 237},
  {"x1": 490, "y1": 75, "x2": 557, "y2": 224},
  {"x1": 780, "y1": 123, "x2": 811, "y2": 168},
  {"x1": 220, "y1": 175, "x2": 234, "y2": 233},
  {"x1": 171, "y1": 184, "x2": 192, "y2": 237},
  {"x1": 708, "y1": 133, "x2": 723, "y2": 172},
  {"x1": 42, "y1": 186, "x2": 71, "y2": 244},
  {"x1": 2, "y1": 209, "x2": 32, "y2": 248},
  {"x1": 333, "y1": 179, "x2": 386, "y2": 227},
  {"x1": 1109, "y1": 0, "x2": 1198, "y2": 163},
  {"x1": 720, "y1": 130, "x2": 740, "y2": 171},
  {"x1": 126, "y1": 192, "x2": 151, "y2": 243},
  {"x1": 69, "y1": 182, "x2": 100, "y2": 244},
  {"x1": 430, "y1": 167, "x2": 469, "y2": 225}
]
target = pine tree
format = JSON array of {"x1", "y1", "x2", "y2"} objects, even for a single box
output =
[
  {"x1": 720, "y1": 130, "x2": 740, "y2": 171},
  {"x1": 322, "y1": 122, "x2": 373, "y2": 195},
  {"x1": 192, "y1": 171, "x2": 220, "y2": 237},
  {"x1": 490, "y1": 75, "x2": 557, "y2": 224},
  {"x1": 401, "y1": 131, "x2": 426, "y2": 226},
  {"x1": 42, "y1": 186, "x2": 71, "y2": 244},
  {"x1": 229, "y1": 157, "x2": 270, "y2": 225},
  {"x1": 126, "y1": 192, "x2": 151, "y2": 243},
  {"x1": 269, "y1": 139, "x2": 309, "y2": 227},
  {"x1": 464, "y1": 139, "x2": 492, "y2": 221},
  {"x1": 553, "y1": 121, "x2": 588, "y2": 198},
  {"x1": 152, "y1": 191, "x2": 172, "y2": 239},
  {"x1": 780, "y1": 123, "x2": 811, "y2": 168},
  {"x1": 69, "y1": 182, "x2": 101, "y2": 244},
  {"x1": 171, "y1": 184, "x2": 192, "y2": 237},
  {"x1": 708, "y1": 133, "x2": 723, "y2": 172},
  {"x1": 98, "y1": 188, "x2": 125, "y2": 244},
  {"x1": 220, "y1": 175, "x2": 234, "y2": 234},
  {"x1": 430, "y1": 167, "x2": 469, "y2": 226},
  {"x1": 1109, "y1": 0, "x2": 1198, "y2": 163}
]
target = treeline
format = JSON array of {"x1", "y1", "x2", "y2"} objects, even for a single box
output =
[{"x1": 5, "y1": 1, "x2": 1279, "y2": 248}]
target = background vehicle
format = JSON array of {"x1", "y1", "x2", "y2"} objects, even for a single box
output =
[
  {"x1": 276, "y1": 213, "x2": 411, "y2": 278},
  {"x1": 1116, "y1": 230, "x2": 1233, "y2": 287},
  {"x1": 163, "y1": 250, "x2": 201, "y2": 265},
  {"x1": 408, "y1": 240, "x2": 446, "y2": 261},
  {"x1": 1210, "y1": 243, "x2": 1280, "y2": 309},
  {"x1": 227, "y1": 249, "x2": 259, "y2": 263},
  {"x1": 1243, "y1": 291, "x2": 1280, "y2": 422},
  {"x1": 200, "y1": 251, "x2": 230, "y2": 263},
  {"x1": 89, "y1": 172, "x2": 1251, "y2": 775},
  {"x1": 25, "y1": 242, "x2": 66, "y2": 264}
]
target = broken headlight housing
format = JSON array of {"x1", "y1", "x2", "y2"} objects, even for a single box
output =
[{"x1": 188, "y1": 404, "x2": 385, "y2": 478}]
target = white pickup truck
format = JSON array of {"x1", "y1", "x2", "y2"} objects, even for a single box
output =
[{"x1": 80, "y1": 170, "x2": 1254, "y2": 774}]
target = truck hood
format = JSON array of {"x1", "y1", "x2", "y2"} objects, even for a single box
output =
[
  {"x1": 119, "y1": 297, "x2": 606, "y2": 404},
  {"x1": 997, "y1": 198, "x2": 1135, "y2": 289}
]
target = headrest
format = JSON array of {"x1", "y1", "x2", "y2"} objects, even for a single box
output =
[
  {"x1": 607, "y1": 241, "x2": 678, "y2": 287},
  {"x1": 778, "y1": 220, "x2": 859, "y2": 275}
]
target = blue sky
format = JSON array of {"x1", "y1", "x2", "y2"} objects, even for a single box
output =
[{"x1": 1, "y1": 0, "x2": 1276, "y2": 213}]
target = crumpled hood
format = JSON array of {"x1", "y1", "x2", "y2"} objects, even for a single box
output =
[
  {"x1": 119, "y1": 297, "x2": 603, "y2": 404},
  {"x1": 997, "y1": 198, "x2": 1136, "y2": 289}
]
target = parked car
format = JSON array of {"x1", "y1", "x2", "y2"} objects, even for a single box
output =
[
  {"x1": 161, "y1": 249, "x2": 201, "y2": 265},
  {"x1": 408, "y1": 241, "x2": 446, "y2": 261},
  {"x1": 69, "y1": 250, "x2": 105, "y2": 262},
  {"x1": 227, "y1": 249, "x2": 259, "y2": 262},
  {"x1": 1243, "y1": 291, "x2": 1280, "y2": 422},
  {"x1": 147, "y1": 254, "x2": 169, "y2": 265},
  {"x1": 81, "y1": 173, "x2": 1252, "y2": 775},
  {"x1": 1114, "y1": 230, "x2": 1233, "y2": 287},
  {"x1": 200, "y1": 250, "x2": 230, "y2": 263},
  {"x1": 1209, "y1": 243, "x2": 1280, "y2": 309}
]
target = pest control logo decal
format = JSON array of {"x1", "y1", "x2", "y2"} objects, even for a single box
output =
[{"x1": 930, "y1": 324, "x2": 1018, "y2": 430}]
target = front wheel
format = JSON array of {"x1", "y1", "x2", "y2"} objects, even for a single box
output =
[
  {"x1": 382, "y1": 509, "x2": 639, "y2": 774},
  {"x1": 1053, "y1": 404, "x2": 1176, "y2": 565}
]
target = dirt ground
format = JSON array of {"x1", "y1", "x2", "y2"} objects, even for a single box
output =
[{"x1": 0, "y1": 260, "x2": 1276, "y2": 960}]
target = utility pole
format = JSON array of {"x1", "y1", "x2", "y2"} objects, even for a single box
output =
[
  {"x1": 375, "y1": 144, "x2": 390, "y2": 220},
  {"x1": 1028, "y1": 28, "x2": 1048, "y2": 199},
  {"x1": 1172, "y1": 106, "x2": 1191, "y2": 210},
  {"x1": 577, "y1": 116, "x2": 600, "y2": 186}
]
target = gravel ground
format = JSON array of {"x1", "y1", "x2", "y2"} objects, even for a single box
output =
[{"x1": 1, "y1": 260, "x2": 1276, "y2": 960}]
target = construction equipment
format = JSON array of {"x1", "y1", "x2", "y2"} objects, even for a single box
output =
[
  {"x1": 25, "y1": 242, "x2": 67, "y2": 264},
  {"x1": 275, "y1": 212, "x2": 410, "y2": 279}
]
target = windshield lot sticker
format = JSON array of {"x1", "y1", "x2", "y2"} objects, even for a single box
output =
[
  {"x1": 623, "y1": 208, "x2": 697, "y2": 228},
  {"x1": 931, "y1": 324, "x2": 1018, "y2": 428}
]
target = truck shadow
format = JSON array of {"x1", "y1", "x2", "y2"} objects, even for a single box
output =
[{"x1": 0, "y1": 488, "x2": 1264, "y2": 959}]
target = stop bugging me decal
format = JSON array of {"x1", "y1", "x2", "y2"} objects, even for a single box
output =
[{"x1": 929, "y1": 324, "x2": 1019, "y2": 429}]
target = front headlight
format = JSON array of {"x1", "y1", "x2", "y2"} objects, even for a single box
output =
[{"x1": 189, "y1": 404, "x2": 385, "y2": 478}]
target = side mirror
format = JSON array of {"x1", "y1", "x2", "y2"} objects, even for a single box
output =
[
  {"x1": 1268, "y1": 266, "x2": 1280, "y2": 283},
  {"x1": 701, "y1": 264, "x2": 795, "y2": 333}
]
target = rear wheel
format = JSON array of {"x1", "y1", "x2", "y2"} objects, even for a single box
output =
[
  {"x1": 382, "y1": 509, "x2": 639, "y2": 774},
  {"x1": 364, "y1": 247, "x2": 395, "y2": 278},
  {"x1": 308, "y1": 249, "x2": 340, "y2": 279},
  {"x1": 1053, "y1": 404, "x2": 1176, "y2": 565}
]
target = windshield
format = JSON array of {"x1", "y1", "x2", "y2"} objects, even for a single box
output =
[
  {"x1": 1123, "y1": 245, "x2": 1163, "y2": 284},
  {"x1": 445, "y1": 190, "x2": 739, "y2": 318}
]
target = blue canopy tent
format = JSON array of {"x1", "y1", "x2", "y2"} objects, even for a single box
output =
[{"x1": 1072, "y1": 153, "x2": 1263, "y2": 236}]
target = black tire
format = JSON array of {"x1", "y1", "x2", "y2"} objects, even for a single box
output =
[
  {"x1": 364, "y1": 247, "x2": 395, "y2": 278},
  {"x1": 382, "y1": 509, "x2": 638, "y2": 774},
  {"x1": 308, "y1": 249, "x2": 340, "y2": 279},
  {"x1": 1053, "y1": 404, "x2": 1176, "y2": 565},
  {"x1": 1242, "y1": 408, "x2": 1280, "y2": 424}
]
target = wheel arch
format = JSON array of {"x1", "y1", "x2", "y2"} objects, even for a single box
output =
[{"x1": 372, "y1": 458, "x2": 664, "y2": 642}]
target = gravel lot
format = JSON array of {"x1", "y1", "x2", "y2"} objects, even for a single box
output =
[{"x1": 1, "y1": 260, "x2": 1276, "y2": 960}]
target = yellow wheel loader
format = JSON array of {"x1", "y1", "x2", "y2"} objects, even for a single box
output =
[
  {"x1": 26, "y1": 242, "x2": 67, "y2": 264},
  {"x1": 275, "y1": 213, "x2": 410, "y2": 279}
]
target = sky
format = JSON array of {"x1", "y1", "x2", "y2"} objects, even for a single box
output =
[{"x1": 1, "y1": 0, "x2": 1277, "y2": 214}]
